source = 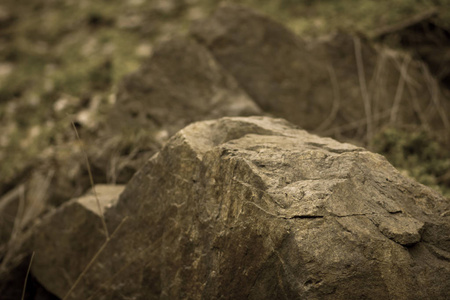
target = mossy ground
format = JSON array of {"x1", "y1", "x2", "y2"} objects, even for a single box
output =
[
  {"x1": 1, "y1": 0, "x2": 449, "y2": 197},
  {"x1": 374, "y1": 127, "x2": 450, "y2": 197}
]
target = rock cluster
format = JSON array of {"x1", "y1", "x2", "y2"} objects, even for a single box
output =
[{"x1": 1, "y1": 4, "x2": 450, "y2": 300}]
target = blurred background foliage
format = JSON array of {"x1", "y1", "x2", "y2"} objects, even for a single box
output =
[{"x1": 0, "y1": 0, "x2": 449, "y2": 196}]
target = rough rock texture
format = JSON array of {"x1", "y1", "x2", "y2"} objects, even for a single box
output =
[
  {"x1": 28, "y1": 117, "x2": 450, "y2": 299},
  {"x1": 191, "y1": 4, "x2": 450, "y2": 141}
]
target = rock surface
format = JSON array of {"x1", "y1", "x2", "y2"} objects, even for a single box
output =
[{"x1": 27, "y1": 117, "x2": 450, "y2": 299}]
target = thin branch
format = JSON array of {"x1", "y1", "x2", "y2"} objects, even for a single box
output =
[
  {"x1": 404, "y1": 79, "x2": 431, "y2": 131},
  {"x1": 420, "y1": 62, "x2": 450, "y2": 130},
  {"x1": 321, "y1": 109, "x2": 391, "y2": 136},
  {"x1": 316, "y1": 64, "x2": 340, "y2": 132}
]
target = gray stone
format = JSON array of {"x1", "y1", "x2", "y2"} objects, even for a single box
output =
[{"x1": 31, "y1": 117, "x2": 450, "y2": 299}]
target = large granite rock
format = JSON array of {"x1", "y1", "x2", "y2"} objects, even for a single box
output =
[{"x1": 27, "y1": 117, "x2": 450, "y2": 299}]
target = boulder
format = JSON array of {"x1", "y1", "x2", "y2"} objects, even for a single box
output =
[{"x1": 28, "y1": 117, "x2": 450, "y2": 299}]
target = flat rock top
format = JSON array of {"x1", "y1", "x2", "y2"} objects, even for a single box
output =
[{"x1": 173, "y1": 116, "x2": 445, "y2": 219}]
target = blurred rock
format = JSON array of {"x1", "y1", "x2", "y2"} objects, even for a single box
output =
[
  {"x1": 103, "y1": 36, "x2": 261, "y2": 183},
  {"x1": 192, "y1": 4, "x2": 450, "y2": 142},
  {"x1": 191, "y1": 4, "x2": 333, "y2": 131},
  {"x1": 110, "y1": 36, "x2": 260, "y2": 135}
]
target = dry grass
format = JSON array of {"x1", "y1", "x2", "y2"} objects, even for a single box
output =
[
  {"x1": 353, "y1": 36, "x2": 373, "y2": 147},
  {"x1": 71, "y1": 121, "x2": 110, "y2": 240},
  {"x1": 62, "y1": 217, "x2": 128, "y2": 300},
  {"x1": 21, "y1": 251, "x2": 34, "y2": 300}
]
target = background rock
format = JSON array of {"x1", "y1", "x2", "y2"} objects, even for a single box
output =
[
  {"x1": 191, "y1": 5, "x2": 333, "y2": 131},
  {"x1": 0, "y1": 184, "x2": 124, "y2": 299},
  {"x1": 30, "y1": 184, "x2": 124, "y2": 298},
  {"x1": 29, "y1": 116, "x2": 450, "y2": 299},
  {"x1": 191, "y1": 4, "x2": 450, "y2": 144},
  {"x1": 100, "y1": 35, "x2": 261, "y2": 184}
]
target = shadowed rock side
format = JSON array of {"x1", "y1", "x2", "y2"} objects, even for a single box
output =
[
  {"x1": 30, "y1": 117, "x2": 450, "y2": 299},
  {"x1": 30, "y1": 184, "x2": 125, "y2": 298},
  {"x1": 191, "y1": 4, "x2": 450, "y2": 141}
]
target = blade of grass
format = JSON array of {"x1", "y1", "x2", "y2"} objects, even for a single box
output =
[
  {"x1": 71, "y1": 121, "x2": 110, "y2": 240},
  {"x1": 62, "y1": 216, "x2": 128, "y2": 300},
  {"x1": 353, "y1": 36, "x2": 373, "y2": 147},
  {"x1": 21, "y1": 251, "x2": 35, "y2": 300}
]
